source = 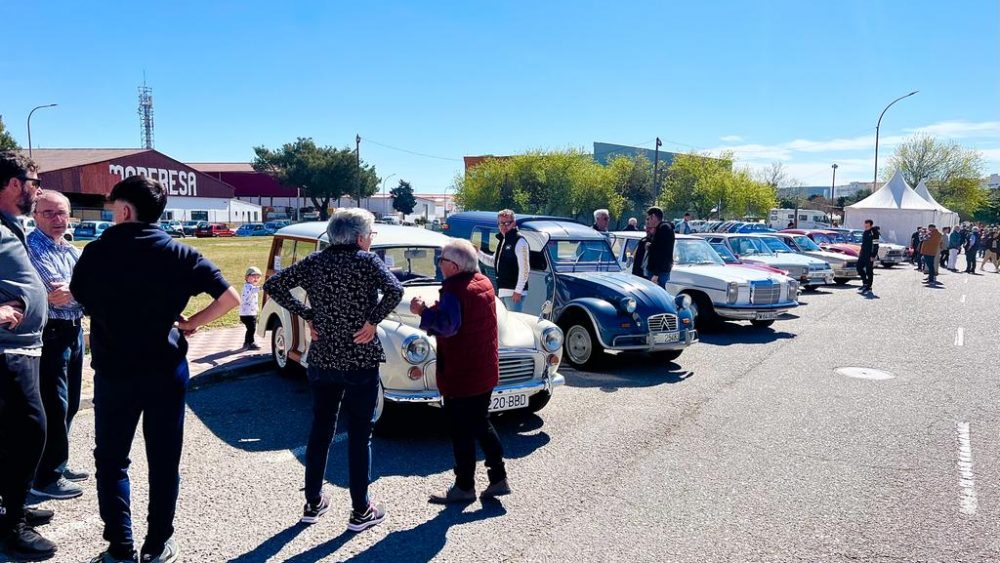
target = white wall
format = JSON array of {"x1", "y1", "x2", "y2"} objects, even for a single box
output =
[{"x1": 163, "y1": 197, "x2": 263, "y2": 224}]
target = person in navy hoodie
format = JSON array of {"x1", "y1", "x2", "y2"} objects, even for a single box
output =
[{"x1": 71, "y1": 176, "x2": 239, "y2": 563}]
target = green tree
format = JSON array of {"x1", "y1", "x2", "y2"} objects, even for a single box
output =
[
  {"x1": 659, "y1": 153, "x2": 774, "y2": 219},
  {"x1": 886, "y1": 134, "x2": 987, "y2": 218},
  {"x1": 252, "y1": 138, "x2": 378, "y2": 220},
  {"x1": 0, "y1": 115, "x2": 19, "y2": 151},
  {"x1": 606, "y1": 154, "x2": 654, "y2": 225},
  {"x1": 390, "y1": 180, "x2": 417, "y2": 215}
]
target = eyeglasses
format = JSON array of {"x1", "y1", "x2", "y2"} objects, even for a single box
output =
[
  {"x1": 367, "y1": 231, "x2": 378, "y2": 238},
  {"x1": 437, "y1": 257, "x2": 456, "y2": 266},
  {"x1": 498, "y1": 220, "x2": 514, "y2": 227},
  {"x1": 17, "y1": 176, "x2": 41, "y2": 188},
  {"x1": 37, "y1": 210, "x2": 69, "y2": 219}
]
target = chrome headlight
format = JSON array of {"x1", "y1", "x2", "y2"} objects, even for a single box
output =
[
  {"x1": 541, "y1": 326, "x2": 563, "y2": 352},
  {"x1": 619, "y1": 297, "x2": 637, "y2": 314},
  {"x1": 401, "y1": 334, "x2": 431, "y2": 364},
  {"x1": 726, "y1": 281, "x2": 739, "y2": 304},
  {"x1": 788, "y1": 280, "x2": 800, "y2": 294},
  {"x1": 675, "y1": 294, "x2": 692, "y2": 310}
]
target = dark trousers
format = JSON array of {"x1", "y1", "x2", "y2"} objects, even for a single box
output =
[
  {"x1": 304, "y1": 366, "x2": 379, "y2": 513},
  {"x1": 940, "y1": 249, "x2": 948, "y2": 267},
  {"x1": 0, "y1": 352, "x2": 45, "y2": 530},
  {"x1": 966, "y1": 251, "x2": 977, "y2": 273},
  {"x1": 923, "y1": 255, "x2": 938, "y2": 282},
  {"x1": 239, "y1": 315, "x2": 256, "y2": 346},
  {"x1": 443, "y1": 392, "x2": 506, "y2": 491},
  {"x1": 35, "y1": 320, "x2": 84, "y2": 487},
  {"x1": 856, "y1": 257, "x2": 874, "y2": 288},
  {"x1": 94, "y1": 361, "x2": 188, "y2": 555}
]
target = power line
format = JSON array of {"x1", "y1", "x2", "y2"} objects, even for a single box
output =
[{"x1": 361, "y1": 137, "x2": 463, "y2": 162}]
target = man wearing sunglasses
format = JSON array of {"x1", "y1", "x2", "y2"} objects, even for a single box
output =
[
  {"x1": 493, "y1": 209, "x2": 529, "y2": 312},
  {"x1": 0, "y1": 152, "x2": 58, "y2": 559}
]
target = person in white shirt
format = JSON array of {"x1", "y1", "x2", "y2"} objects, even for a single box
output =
[
  {"x1": 240, "y1": 266, "x2": 262, "y2": 350},
  {"x1": 493, "y1": 210, "x2": 529, "y2": 312}
]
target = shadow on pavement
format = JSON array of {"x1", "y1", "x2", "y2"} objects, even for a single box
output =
[
  {"x1": 227, "y1": 523, "x2": 309, "y2": 563},
  {"x1": 698, "y1": 325, "x2": 795, "y2": 347},
  {"x1": 562, "y1": 354, "x2": 693, "y2": 391}
]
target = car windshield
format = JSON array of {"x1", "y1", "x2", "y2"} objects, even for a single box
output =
[
  {"x1": 674, "y1": 239, "x2": 724, "y2": 266},
  {"x1": 759, "y1": 237, "x2": 795, "y2": 254},
  {"x1": 710, "y1": 243, "x2": 739, "y2": 264},
  {"x1": 547, "y1": 239, "x2": 622, "y2": 272},
  {"x1": 374, "y1": 246, "x2": 444, "y2": 285},
  {"x1": 730, "y1": 236, "x2": 774, "y2": 257},
  {"x1": 793, "y1": 235, "x2": 822, "y2": 251},
  {"x1": 826, "y1": 232, "x2": 851, "y2": 243}
]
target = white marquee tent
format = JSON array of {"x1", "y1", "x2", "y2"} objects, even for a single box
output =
[
  {"x1": 843, "y1": 171, "x2": 956, "y2": 244},
  {"x1": 914, "y1": 179, "x2": 961, "y2": 228}
]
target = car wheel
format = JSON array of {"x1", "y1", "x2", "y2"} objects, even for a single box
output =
[
  {"x1": 372, "y1": 380, "x2": 403, "y2": 434},
  {"x1": 833, "y1": 277, "x2": 850, "y2": 285},
  {"x1": 270, "y1": 320, "x2": 300, "y2": 377},
  {"x1": 880, "y1": 262, "x2": 893, "y2": 268},
  {"x1": 686, "y1": 293, "x2": 717, "y2": 331},
  {"x1": 750, "y1": 319, "x2": 775, "y2": 328},
  {"x1": 650, "y1": 349, "x2": 683, "y2": 363},
  {"x1": 527, "y1": 390, "x2": 551, "y2": 413},
  {"x1": 560, "y1": 320, "x2": 604, "y2": 370}
]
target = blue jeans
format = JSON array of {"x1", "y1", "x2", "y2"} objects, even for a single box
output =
[
  {"x1": 500, "y1": 295, "x2": 524, "y2": 313},
  {"x1": 652, "y1": 270, "x2": 671, "y2": 289},
  {"x1": 304, "y1": 366, "x2": 379, "y2": 513},
  {"x1": 94, "y1": 361, "x2": 189, "y2": 556},
  {"x1": 35, "y1": 320, "x2": 84, "y2": 486}
]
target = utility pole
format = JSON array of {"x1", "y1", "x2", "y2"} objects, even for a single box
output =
[
  {"x1": 652, "y1": 137, "x2": 662, "y2": 202},
  {"x1": 27, "y1": 104, "x2": 58, "y2": 159},
  {"x1": 355, "y1": 134, "x2": 362, "y2": 209}
]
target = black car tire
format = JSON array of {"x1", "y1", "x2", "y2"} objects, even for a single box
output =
[
  {"x1": 527, "y1": 390, "x2": 552, "y2": 413},
  {"x1": 750, "y1": 319, "x2": 775, "y2": 328},
  {"x1": 833, "y1": 277, "x2": 850, "y2": 285}
]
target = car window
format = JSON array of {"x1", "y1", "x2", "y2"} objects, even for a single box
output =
[
  {"x1": 812, "y1": 233, "x2": 831, "y2": 244},
  {"x1": 760, "y1": 237, "x2": 793, "y2": 253},
  {"x1": 711, "y1": 243, "x2": 739, "y2": 264},
  {"x1": 794, "y1": 236, "x2": 821, "y2": 251},
  {"x1": 376, "y1": 246, "x2": 443, "y2": 285},
  {"x1": 546, "y1": 239, "x2": 621, "y2": 272},
  {"x1": 675, "y1": 239, "x2": 724, "y2": 265},
  {"x1": 472, "y1": 226, "x2": 499, "y2": 254},
  {"x1": 274, "y1": 238, "x2": 297, "y2": 271}
]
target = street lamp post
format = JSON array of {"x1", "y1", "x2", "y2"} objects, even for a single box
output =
[
  {"x1": 380, "y1": 173, "x2": 396, "y2": 218},
  {"x1": 831, "y1": 163, "x2": 839, "y2": 226},
  {"x1": 355, "y1": 134, "x2": 362, "y2": 208},
  {"x1": 27, "y1": 104, "x2": 58, "y2": 159},
  {"x1": 873, "y1": 91, "x2": 918, "y2": 190}
]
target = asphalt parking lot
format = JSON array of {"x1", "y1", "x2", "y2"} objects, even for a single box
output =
[{"x1": 18, "y1": 265, "x2": 1000, "y2": 562}]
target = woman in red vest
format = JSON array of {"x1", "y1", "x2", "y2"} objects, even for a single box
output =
[{"x1": 410, "y1": 239, "x2": 510, "y2": 503}]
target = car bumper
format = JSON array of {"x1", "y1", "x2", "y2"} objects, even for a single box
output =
[
  {"x1": 833, "y1": 269, "x2": 860, "y2": 278},
  {"x1": 608, "y1": 328, "x2": 698, "y2": 351},
  {"x1": 715, "y1": 302, "x2": 796, "y2": 320},
  {"x1": 384, "y1": 371, "x2": 565, "y2": 406},
  {"x1": 800, "y1": 273, "x2": 834, "y2": 286}
]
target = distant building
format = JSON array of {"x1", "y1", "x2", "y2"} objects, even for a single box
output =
[
  {"x1": 984, "y1": 173, "x2": 1000, "y2": 190},
  {"x1": 778, "y1": 181, "x2": 878, "y2": 201}
]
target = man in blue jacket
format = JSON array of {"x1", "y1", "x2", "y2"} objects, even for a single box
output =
[{"x1": 71, "y1": 176, "x2": 239, "y2": 563}]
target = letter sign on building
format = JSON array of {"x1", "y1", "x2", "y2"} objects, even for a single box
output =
[{"x1": 109, "y1": 164, "x2": 198, "y2": 196}]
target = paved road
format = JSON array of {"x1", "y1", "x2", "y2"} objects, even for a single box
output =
[{"x1": 17, "y1": 265, "x2": 1000, "y2": 562}]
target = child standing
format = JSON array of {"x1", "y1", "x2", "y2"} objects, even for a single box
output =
[{"x1": 240, "y1": 266, "x2": 262, "y2": 350}]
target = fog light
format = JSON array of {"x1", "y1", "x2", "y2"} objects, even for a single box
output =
[
  {"x1": 682, "y1": 317, "x2": 691, "y2": 325},
  {"x1": 546, "y1": 354, "x2": 560, "y2": 366},
  {"x1": 407, "y1": 366, "x2": 423, "y2": 380}
]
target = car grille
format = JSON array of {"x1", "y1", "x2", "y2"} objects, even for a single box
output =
[
  {"x1": 808, "y1": 263, "x2": 829, "y2": 271},
  {"x1": 886, "y1": 250, "x2": 904, "y2": 259},
  {"x1": 647, "y1": 314, "x2": 678, "y2": 333},
  {"x1": 499, "y1": 356, "x2": 535, "y2": 385},
  {"x1": 750, "y1": 280, "x2": 782, "y2": 305},
  {"x1": 846, "y1": 261, "x2": 857, "y2": 269}
]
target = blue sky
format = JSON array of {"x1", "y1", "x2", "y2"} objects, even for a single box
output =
[{"x1": 6, "y1": 0, "x2": 999, "y2": 192}]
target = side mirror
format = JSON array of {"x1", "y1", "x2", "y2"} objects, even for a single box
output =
[{"x1": 538, "y1": 300, "x2": 553, "y2": 321}]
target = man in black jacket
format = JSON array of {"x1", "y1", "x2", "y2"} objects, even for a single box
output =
[
  {"x1": 71, "y1": 176, "x2": 239, "y2": 563},
  {"x1": 857, "y1": 219, "x2": 875, "y2": 293},
  {"x1": 644, "y1": 207, "x2": 675, "y2": 288}
]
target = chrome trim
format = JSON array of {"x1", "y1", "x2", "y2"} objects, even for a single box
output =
[{"x1": 384, "y1": 376, "x2": 563, "y2": 405}]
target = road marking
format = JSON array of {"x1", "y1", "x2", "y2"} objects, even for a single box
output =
[
  {"x1": 835, "y1": 367, "x2": 894, "y2": 380},
  {"x1": 954, "y1": 328, "x2": 965, "y2": 347},
  {"x1": 956, "y1": 422, "x2": 978, "y2": 516},
  {"x1": 960, "y1": 294, "x2": 966, "y2": 304},
  {"x1": 262, "y1": 435, "x2": 345, "y2": 463}
]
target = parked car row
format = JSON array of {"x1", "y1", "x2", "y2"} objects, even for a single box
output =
[{"x1": 683, "y1": 220, "x2": 776, "y2": 234}]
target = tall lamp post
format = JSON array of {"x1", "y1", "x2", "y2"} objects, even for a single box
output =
[
  {"x1": 380, "y1": 173, "x2": 396, "y2": 218},
  {"x1": 355, "y1": 134, "x2": 362, "y2": 208},
  {"x1": 27, "y1": 103, "x2": 58, "y2": 158},
  {"x1": 830, "y1": 163, "x2": 839, "y2": 225},
  {"x1": 873, "y1": 91, "x2": 918, "y2": 190}
]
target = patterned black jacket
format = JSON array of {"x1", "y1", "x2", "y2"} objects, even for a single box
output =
[{"x1": 263, "y1": 243, "x2": 404, "y2": 370}]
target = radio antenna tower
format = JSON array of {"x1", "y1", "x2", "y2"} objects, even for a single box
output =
[{"x1": 138, "y1": 74, "x2": 155, "y2": 149}]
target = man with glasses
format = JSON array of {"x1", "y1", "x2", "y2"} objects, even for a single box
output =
[
  {"x1": 0, "y1": 152, "x2": 58, "y2": 559},
  {"x1": 493, "y1": 210, "x2": 529, "y2": 312},
  {"x1": 27, "y1": 191, "x2": 88, "y2": 501}
]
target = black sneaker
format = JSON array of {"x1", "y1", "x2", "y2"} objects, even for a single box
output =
[
  {"x1": 63, "y1": 468, "x2": 90, "y2": 482},
  {"x1": 30, "y1": 477, "x2": 83, "y2": 500},
  {"x1": 24, "y1": 506, "x2": 54, "y2": 527},
  {"x1": 1, "y1": 521, "x2": 57, "y2": 560},
  {"x1": 347, "y1": 502, "x2": 386, "y2": 532},
  {"x1": 300, "y1": 494, "x2": 330, "y2": 524},
  {"x1": 89, "y1": 549, "x2": 139, "y2": 563}
]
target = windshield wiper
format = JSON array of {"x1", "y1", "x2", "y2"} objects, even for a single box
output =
[{"x1": 401, "y1": 277, "x2": 439, "y2": 286}]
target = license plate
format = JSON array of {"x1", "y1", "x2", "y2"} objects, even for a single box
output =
[
  {"x1": 755, "y1": 312, "x2": 779, "y2": 320},
  {"x1": 653, "y1": 332, "x2": 680, "y2": 344},
  {"x1": 489, "y1": 393, "x2": 529, "y2": 412}
]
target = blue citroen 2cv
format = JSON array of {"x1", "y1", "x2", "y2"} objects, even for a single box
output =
[{"x1": 444, "y1": 212, "x2": 697, "y2": 370}]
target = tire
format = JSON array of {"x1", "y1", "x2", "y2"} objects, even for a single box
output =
[
  {"x1": 372, "y1": 381, "x2": 404, "y2": 435},
  {"x1": 650, "y1": 350, "x2": 683, "y2": 363},
  {"x1": 270, "y1": 319, "x2": 301, "y2": 377},
  {"x1": 750, "y1": 319, "x2": 775, "y2": 328},
  {"x1": 686, "y1": 292, "x2": 716, "y2": 331},
  {"x1": 833, "y1": 277, "x2": 850, "y2": 285},
  {"x1": 880, "y1": 262, "x2": 893, "y2": 268},
  {"x1": 560, "y1": 319, "x2": 604, "y2": 370},
  {"x1": 527, "y1": 391, "x2": 551, "y2": 413}
]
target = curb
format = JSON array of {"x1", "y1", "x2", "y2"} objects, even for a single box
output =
[{"x1": 79, "y1": 355, "x2": 274, "y2": 411}]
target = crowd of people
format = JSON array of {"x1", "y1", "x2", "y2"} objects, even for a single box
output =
[{"x1": 911, "y1": 222, "x2": 999, "y2": 285}]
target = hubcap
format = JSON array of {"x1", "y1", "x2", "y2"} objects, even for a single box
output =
[
  {"x1": 273, "y1": 325, "x2": 287, "y2": 368},
  {"x1": 565, "y1": 325, "x2": 592, "y2": 364}
]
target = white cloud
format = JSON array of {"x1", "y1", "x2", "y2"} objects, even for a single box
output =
[
  {"x1": 720, "y1": 135, "x2": 744, "y2": 142},
  {"x1": 904, "y1": 121, "x2": 1000, "y2": 139}
]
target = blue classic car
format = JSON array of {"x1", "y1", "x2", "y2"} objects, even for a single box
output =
[{"x1": 445, "y1": 212, "x2": 697, "y2": 369}]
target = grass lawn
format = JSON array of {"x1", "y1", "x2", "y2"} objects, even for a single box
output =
[{"x1": 73, "y1": 236, "x2": 273, "y2": 329}]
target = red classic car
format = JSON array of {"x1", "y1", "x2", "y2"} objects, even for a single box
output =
[
  {"x1": 780, "y1": 229, "x2": 859, "y2": 257},
  {"x1": 194, "y1": 222, "x2": 236, "y2": 238}
]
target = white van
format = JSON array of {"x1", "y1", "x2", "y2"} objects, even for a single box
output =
[{"x1": 768, "y1": 208, "x2": 831, "y2": 230}]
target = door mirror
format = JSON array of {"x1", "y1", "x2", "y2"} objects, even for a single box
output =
[{"x1": 538, "y1": 300, "x2": 553, "y2": 321}]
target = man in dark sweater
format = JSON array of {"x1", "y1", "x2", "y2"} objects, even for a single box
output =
[
  {"x1": 0, "y1": 152, "x2": 58, "y2": 560},
  {"x1": 856, "y1": 220, "x2": 875, "y2": 293},
  {"x1": 644, "y1": 206, "x2": 675, "y2": 289},
  {"x1": 71, "y1": 176, "x2": 238, "y2": 563},
  {"x1": 411, "y1": 239, "x2": 508, "y2": 503}
]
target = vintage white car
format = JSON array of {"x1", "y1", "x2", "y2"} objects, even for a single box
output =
[
  {"x1": 697, "y1": 232, "x2": 834, "y2": 289},
  {"x1": 768, "y1": 232, "x2": 860, "y2": 285},
  {"x1": 609, "y1": 232, "x2": 799, "y2": 327},
  {"x1": 257, "y1": 223, "x2": 565, "y2": 424}
]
